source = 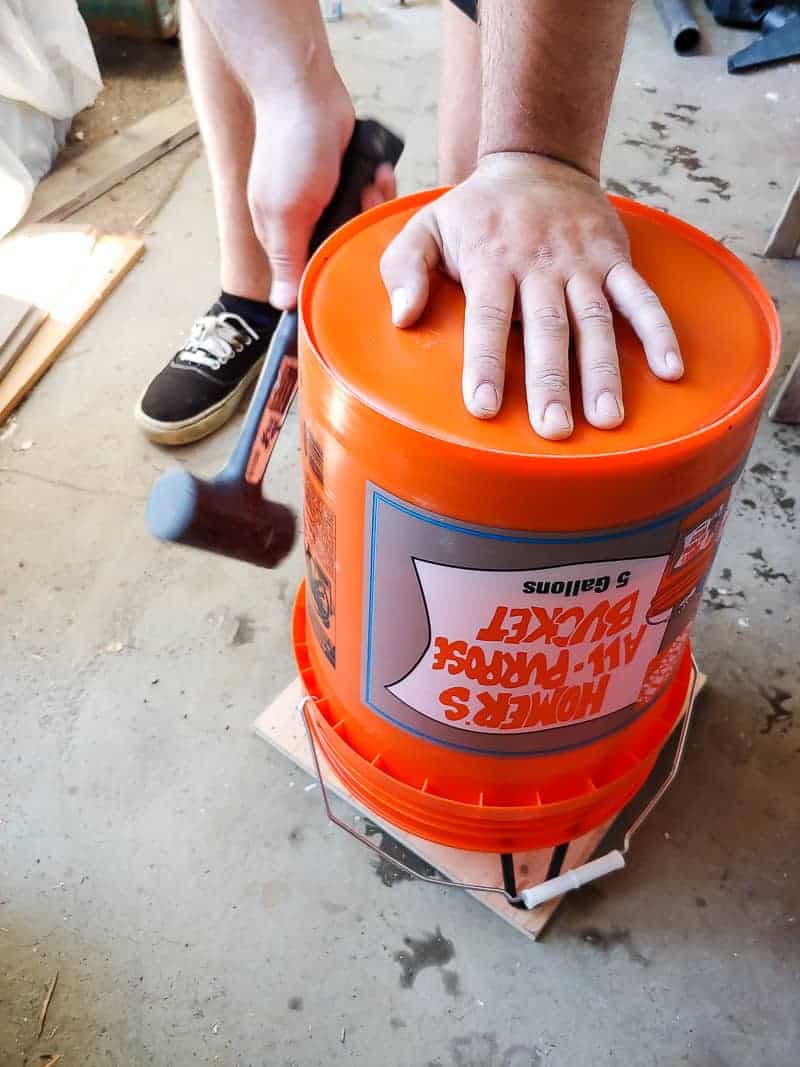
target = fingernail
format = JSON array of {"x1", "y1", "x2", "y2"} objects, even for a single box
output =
[
  {"x1": 542, "y1": 402, "x2": 572, "y2": 436},
  {"x1": 595, "y1": 391, "x2": 622, "y2": 423},
  {"x1": 391, "y1": 288, "x2": 412, "y2": 326},
  {"x1": 664, "y1": 351, "x2": 683, "y2": 377},
  {"x1": 472, "y1": 382, "x2": 499, "y2": 416}
]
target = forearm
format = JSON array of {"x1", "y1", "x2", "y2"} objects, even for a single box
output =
[
  {"x1": 188, "y1": 0, "x2": 339, "y2": 104},
  {"x1": 478, "y1": 0, "x2": 632, "y2": 178}
]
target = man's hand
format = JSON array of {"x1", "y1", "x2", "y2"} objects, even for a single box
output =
[
  {"x1": 249, "y1": 82, "x2": 395, "y2": 310},
  {"x1": 189, "y1": 0, "x2": 395, "y2": 312},
  {"x1": 381, "y1": 153, "x2": 684, "y2": 441}
]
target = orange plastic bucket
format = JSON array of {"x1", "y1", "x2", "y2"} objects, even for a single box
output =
[{"x1": 294, "y1": 190, "x2": 779, "y2": 853}]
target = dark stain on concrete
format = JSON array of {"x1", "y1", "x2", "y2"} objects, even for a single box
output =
[
  {"x1": 746, "y1": 467, "x2": 796, "y2": 522},
  {"x1": 621, "y1": 137, "x2": 731, "y2": 199},
  {"x1": 759, "y1": 687, "x2": 794, "y2": 736},
  {"x1": 650, "y1": 120, "x2": 669, "y2": 139},
  {"x1": 606, "y1": 179, "x2": 636, "y2": 199},
  {"x1": 288, "y1": 826, "x2": 304, "y2": 844},
  {"x1": 704, "y1": 586, "x2": 745, "y2": 610},
  {"x1": 675, "y1": 103, "x2": 701, "y2": 112},
  {"x1": 288, "y1": 995, "x2": 303, "y2": 1011},
  {"x1": 721, "y1": 568, "x2": 732, "y2": 581},
  {"x1": 632, "y1": 178, "x2": 672, "y2": 198},
  {"x1": 579, "y1": 926, "x2": 651, "y2": 966},
  {"x1": 665, "y1": 109, "x2": 696, "y2": 125},
  {"x1": 754, "y1": 560, "x2": 790, "y2": 584},
  {"x1": 696, "y1": 896, "x2": 707, "y2": 907},
  {"x1": 364, "y1": 819, "x2": 439, "y2": 887},
  {"x1": 390, "y1": 1016, "x2": 407, "y2": 1030},
  {"x1": 664, "y1": 143, "x2": 703, "y2": 172},
  {"x1": 230, "y1": 613, "x2": 255, "y2": 645},
  {"x1": 686, "y1": 171, "x2": 731, "y2": 199},
  {"x1": 393, "y1": 928, "x2": 459, "y2": 994},
  {"x1": 775, "y1": 428, "x2": 800, "y2": 457}
]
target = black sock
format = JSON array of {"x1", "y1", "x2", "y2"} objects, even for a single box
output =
[{"x1": 218, "y1": 291, "x2": 282, "y2": 337}]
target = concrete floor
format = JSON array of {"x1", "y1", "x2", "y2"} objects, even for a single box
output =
[{"x1": 2, "y1": 2, "x2": 799, "y2": 1064}]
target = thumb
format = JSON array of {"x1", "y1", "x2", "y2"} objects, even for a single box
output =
[
  {"x1": 264, "y1": 209, "x2": 315, "y2": 310},
  {"x1": 379, "y1": 209, "x2": 441, "y2": 328}
]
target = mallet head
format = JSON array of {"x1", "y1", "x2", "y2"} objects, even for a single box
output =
[{"x1": 147, "y1": 468, "x2": 296, "y2": 570}]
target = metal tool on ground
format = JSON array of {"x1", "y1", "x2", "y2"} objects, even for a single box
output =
[
  {"x1": 708, "y1": 1, "x2": 800, "y2": 71},
  {"x1": 655, "y1": 0, "x2": 701, "y2": 53},
  {"x1": 146, "y1": 119, "x2": 403, "y2": 568}
]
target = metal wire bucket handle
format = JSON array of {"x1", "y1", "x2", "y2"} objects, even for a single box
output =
[{"x1": 298, "y1": 659, "x2": 701, "y2": 911}]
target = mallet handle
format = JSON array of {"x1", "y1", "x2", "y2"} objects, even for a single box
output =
[{"x1": 221, "y1": 118, "x2": 404, "y2": 488}]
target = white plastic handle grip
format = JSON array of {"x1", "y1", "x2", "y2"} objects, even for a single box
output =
[{"x1": 519, "y1": 850, "x2": 626, "y2": 910}]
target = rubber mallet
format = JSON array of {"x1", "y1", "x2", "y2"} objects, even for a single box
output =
[{"x1": 146, "y1": 119, "x2": 404, "y2": 568}]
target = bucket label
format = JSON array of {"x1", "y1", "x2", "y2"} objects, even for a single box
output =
[
  {"x1": 389, "y1": 558, "x2": 669, "y2": 735},
  {"x1": 303, "y1": 429, "x2": 336, "y2": 667},
  {"x1": 362, "y1": 482, "x2": 731, "y2": 755}
]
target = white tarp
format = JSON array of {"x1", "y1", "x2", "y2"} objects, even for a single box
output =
[{"x1": 0, "y1": 0, "x2": 102, "y2": 237}]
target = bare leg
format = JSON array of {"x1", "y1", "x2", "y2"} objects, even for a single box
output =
[
  {"x1": 438, "y1": 1, "x2": 480, "y2": 184},
  {"x1": 181, "y1": 0, "x2": 270, "y2": 301}
]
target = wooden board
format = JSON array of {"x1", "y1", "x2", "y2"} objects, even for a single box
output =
[
  {"x1": 0, "y1": 224, "x2": 99, "y2": 304},
  {"x1": 770, "y1": 350, "x2": 800, "y2": 424},
  {"x1": 0, "y1": 295, "x2": 33, "y2": 349},
  {"x1": 24, "y1": 96, "x2": 198, "y2": 226},
  {"x1": 764, "y1": 175, "x2": 800, "y2": 258},
  {"x1": 0, "y1": 305, "x2": 47, "y2": 384},
  {"x1": 0, "y1": 232, "x2": 145, "y2": 423},
  {"x1": 254, "y1": 678, "x2": 614, "y2": 941}
]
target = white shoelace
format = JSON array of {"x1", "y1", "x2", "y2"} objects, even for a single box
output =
[{"x1": 176, "y1": 311, "x2": 259, "y2": 371}]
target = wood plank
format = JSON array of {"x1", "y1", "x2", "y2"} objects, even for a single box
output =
[
  {"x1": 0, "y1": 306, "x2": 47, "y2": 384},
  {"x1": 0, "y1": 295, "x2": 33, "y2": 350},
  {"x1": 0, "y1": 226, "x2": 101, "y2": 317},
  {"x1": 769, "y1": 350, "x2": 800, "y2": 424},
  {"x1": 764, "y1": 175, "x2": 800, "y2": 258},
  {"x1": 254, "y1": 678, "x2": 613, "y2": 941},
  {"x1": 24, "y1": 96, "x2": 198, "y2": 226},
  {"x1": 0, "y1": 233, "x2": 145, "y2": 423}
]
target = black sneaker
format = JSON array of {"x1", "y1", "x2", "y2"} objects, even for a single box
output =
[{"x1": 135, "y1": 301, "x2": 277, "y2": 445}]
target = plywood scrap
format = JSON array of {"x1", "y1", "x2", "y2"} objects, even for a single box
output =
[
  {"x1": 0, "y1": 295, "x2": 32, "y2": 348},
  {"x1": 0, "y1": 305, "x2": 47, "y2": 384},
  {"x1": 770, "y1": 350, "x2": 800, "y2": 424},
  {"x1": 25, "y1": 96, "x2": 198, "y2": 225},
  {"x1": 0, "y1": 229, "x2": 144, "y2": 423},
  {"x1": 764, "y1": 175, "x2": 800, "y2": 258}
]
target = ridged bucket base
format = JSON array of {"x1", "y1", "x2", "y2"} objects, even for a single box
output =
[{"x1": 292, "y1": 582, "x2": 694, "y2": 853}]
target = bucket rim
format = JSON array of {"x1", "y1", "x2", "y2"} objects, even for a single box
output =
[{"x1": 299, "y1": 188, "x2": 780, "y2": 469}]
